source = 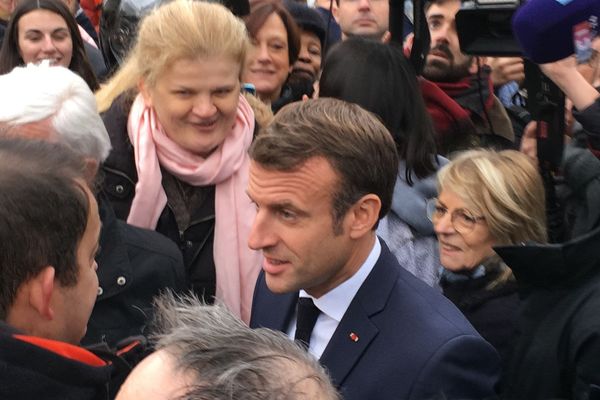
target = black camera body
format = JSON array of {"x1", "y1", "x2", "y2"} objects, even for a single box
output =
[{"x1": 455, "y1": 0, "x2": 522, "y2": 57}]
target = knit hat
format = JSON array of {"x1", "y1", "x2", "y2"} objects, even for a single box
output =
[{"x1": 284, "y1": 0, "x2": 327, "y2": 48}]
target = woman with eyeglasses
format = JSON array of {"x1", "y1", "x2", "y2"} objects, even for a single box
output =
[{"x1": 427, "y1": 149, "x2": 547, "y2": 365}]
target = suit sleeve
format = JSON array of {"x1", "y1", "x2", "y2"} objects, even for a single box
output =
[{"x1": 409, "y1": 334, "x2": 501, "y2": 400}]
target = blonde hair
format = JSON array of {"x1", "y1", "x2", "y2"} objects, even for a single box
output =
[
  {"x1": 96, "y1": 0, "x2": 249, "y2": 112},
  {"x1": 438, "y1": 149, "x2": 548, "y2": 245}
]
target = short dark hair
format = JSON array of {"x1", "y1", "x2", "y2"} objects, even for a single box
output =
[
  {"x1": 249, "y1": 98, "x2": 399, "y2": 231},
  {"x1": 244, "y1": 1, "x2": 301, "y2": 66},
  {"x1": 320, "y1": 38, "x2": 438, "y2": 184},
  {"x1": 0, "y1": 0, "x2": 99, "y2": 91},
  {"x1": 151, "y1": 292, "x2": 340, "y2": 400},
  {"x1": 424, "y1": 0, "x2": 461, "y2": 14},
  {"x1": 0, "y1": 139, "x2": 89, "y2": 320}
]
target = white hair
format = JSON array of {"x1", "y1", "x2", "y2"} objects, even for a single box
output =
[{"x1": 0, "y1": 64, "x2": 111, "y2": 162}]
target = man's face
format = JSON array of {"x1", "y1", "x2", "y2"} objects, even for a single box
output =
[
  {"x1": 116, "y1": 349, "x2": 193, "y2": 400},
  {"x1": 54, "y1": 183, "x2": 100, "y2": 344},
  {"x1": 0, "y1": 0, "x2": 14, "y2": 20},
  {"x1": 247, "y1": 157, "x2": 360, "y2": 298},
  {"x1": 422, "y1": 0, "x2": 474, "y2": 82},
  {"x1": 334, "y1": 0, "x2": 389, "y2": 40}
]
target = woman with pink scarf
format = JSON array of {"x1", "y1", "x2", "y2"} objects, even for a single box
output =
[{"x1": 96, "y1": 0, "x2": 262, "y2": 324}]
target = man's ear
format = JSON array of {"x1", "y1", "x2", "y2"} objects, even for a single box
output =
[
  {"x1": 347, "y1": 194, "x2": 381, "y2": 239},
  {"x1": 332, "y1": 2, "x2": 340, "y2": 23},
  {"x1": 28, "y1": 266, "x2": 56, "y2": 321},
  {"x1": 138, "y1": 79, "x2": 153, "y2": 107},
  {"x1": 84, "y1": 158, "x2": 99, "y2": 187}
]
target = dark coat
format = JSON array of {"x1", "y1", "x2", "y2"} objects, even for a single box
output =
[
  {"x1": 441, "y1": 261, "x2": 519, "y2": 367},
  {"x1": 81, "y1": 195, "x2": 186, "y2": 348},
  {"x1": 573, "y1": 96, "x2": 600, "y2": 157},
  {"x1": 101, "y1": 96, "x2": 217, "y2": 302},
  {"x1": 0, "y1": 322, "x2": 113, "y2": 400},
  {"x1": 251, "y1": 241, "x2": 501, "y2": 400},
  {"x1": 559, "y1": 97, "x2": 600, "y2": 238},
  {"x1": 496, "y1": 226, "x2": 600, "y2": 400}
]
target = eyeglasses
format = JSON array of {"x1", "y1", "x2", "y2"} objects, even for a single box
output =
[{"x1": 426, "y1": 198, "x2": 485, "y2": 234}]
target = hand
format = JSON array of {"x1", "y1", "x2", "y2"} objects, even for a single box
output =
[
  {"x1": 540, "y1": 55, "x2": 599, "y2": 111},
  {"x1": 520, "y1": 120, "x2": 572, "y2": 163},
  {"x1": 520, "y1": 121, "x2": 538, "y2": 162},
  {"x1": 488, "y1": 57, "x2": 525, "y2": 87},
  {"x1": 403, "y1": 32, "x2": 414, "y2": 56},
  {"x1": 381, "y1": 31, "x2": 391, "y2": 44}
]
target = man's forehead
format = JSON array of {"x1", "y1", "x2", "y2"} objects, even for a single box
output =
[
  {"x1": 426, "y1": 0, "x2": 460, "y2": 17},
  {"x1": 248, "y1": 158, "x2": 339, "y2": 200}
]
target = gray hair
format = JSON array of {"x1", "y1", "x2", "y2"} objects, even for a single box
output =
[
  {"x1": 151, "y1": 293, "x2": 341, "y2": 400},
  {"x1": 0, "y1": 63, "x2": 111, "y2": 162}
]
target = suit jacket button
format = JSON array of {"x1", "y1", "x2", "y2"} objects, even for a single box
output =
[
  {"x1": 97, "y1": 286, "x2": 104, "y2": 296},
  {"x1": 117, "y1": 276, "x2": 127, "y2": 286},
  {"x1": 115, "y1": 184, "x2": 125, "y2": 194}
]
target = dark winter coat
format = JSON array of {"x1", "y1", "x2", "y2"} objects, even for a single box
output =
[
  {"x1": 0, "y1": 322, "x2": 113, "y2": 400},
  {"x1": 441, "y1": 259, "x2": 519, "y2": 367},
  {"x1": 82, "y1": 195, "x2": 186, "y2": 348},
  {"x1": 100, "y1": 95, "x2": 217, "y2": 302},
  {"x1": 496, "y1": 226, "x2": 600, "y2": 400}
]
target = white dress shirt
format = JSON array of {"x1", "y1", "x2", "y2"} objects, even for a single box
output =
[{"x1": 287, "y1": 237, "x2": 381, "y2": 359}]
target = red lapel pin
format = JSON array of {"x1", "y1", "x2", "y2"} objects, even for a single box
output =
[{"x1": 349, "y1": 332, "x2": 359, "y2": 342}]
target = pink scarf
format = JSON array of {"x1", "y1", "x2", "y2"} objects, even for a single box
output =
[{"x1": 126, "y1": 93, "x2": 261, "y2": 323}]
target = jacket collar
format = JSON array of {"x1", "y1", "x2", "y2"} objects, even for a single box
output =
[{"x1": 494, "y1": 226, "x2": 600, "y2": 289}]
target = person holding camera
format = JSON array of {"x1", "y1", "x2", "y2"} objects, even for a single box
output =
[{"x1": 418, "y1": 0, "x2": 515, "y2": 155}]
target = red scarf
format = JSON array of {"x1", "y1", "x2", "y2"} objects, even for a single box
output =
[{"x1": 420, "y1": 67, "x2": 495, "y2": 153}]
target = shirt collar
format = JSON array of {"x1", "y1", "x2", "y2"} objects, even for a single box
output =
[{"x1": 300, "y1": 237, "x2": 381, "y2": 323}]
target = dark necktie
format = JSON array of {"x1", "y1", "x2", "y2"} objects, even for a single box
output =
[{"x1": 294, "y1": 297, "x2": 321, "y2": 349}]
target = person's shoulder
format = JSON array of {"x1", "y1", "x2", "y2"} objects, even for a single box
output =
[
  {"x1": 117, "y1": 220, "x2": 181, "y2": 262},
  {"x1": 374, "y1": 247, "x2": 481, "y2": 338},
  {"x1": 117, "y1": 221, "x2": 186, "y2": 289},
  {"x1": 101, "y1": 92, "x2": 135, "y2": 140}
]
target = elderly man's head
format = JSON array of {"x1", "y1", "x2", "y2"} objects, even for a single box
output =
[
  {"x1": 0, "y1": 63, "x2": 110, "y2": 165},
  {"x1": 117, "y1": 294, "x2": 340, "y2": 400}
]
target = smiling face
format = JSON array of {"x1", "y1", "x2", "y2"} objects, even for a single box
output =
[
  {"x1": 422, "y1": 0, "x2": 474, "y2": 82},
  {"x1": 247, "y1": 157, "x2": 364, "y2": 298},
  {"x1": 243, "y1": 12, "x2": 291, "y2": 104},
  {"x1": 17, "y1": 9, "x2": 73, "y2": 67},
  {"x1": 140, "y1": 56, "x2": 241, "y2": 158},
  {"x1": 433, "y1": 189, "x2": 496, "y2": 272},
  {"x1": 334, "y1": 0, "x2": 389, "y2": 40}
]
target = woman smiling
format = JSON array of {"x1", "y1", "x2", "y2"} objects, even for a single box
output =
[
  {"x1": 0, "y1": 0, "x2": 97, "y2": 90},
  {"x1": 428, "y1": 149, "x2": 547, "y2": 363},
  {"x1": 243, "y1": 1, "x2": 300, "y2": 108},
  {"x1": 96, "y1": 0, "x2": 261, "y2": 323}
]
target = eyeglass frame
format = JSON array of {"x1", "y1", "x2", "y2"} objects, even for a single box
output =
[{"x1": 426, "y1": 197, "x2": 486, "y2": 234}]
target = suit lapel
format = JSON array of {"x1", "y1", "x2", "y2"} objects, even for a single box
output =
[
  {"x1": 319, "y1": 241, "x2": 400, "y2": 386},
  {"x1": 320, "y1": 304, "x2": 378, "y2": 385}
]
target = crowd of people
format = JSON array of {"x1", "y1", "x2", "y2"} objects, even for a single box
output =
[{"x1": 0, "y1": 0, "x2": 599, "y2": 398}]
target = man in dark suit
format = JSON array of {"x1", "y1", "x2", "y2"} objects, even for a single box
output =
[{"x1": 248, "y1": 98, "x2": 500, "y2": 400}]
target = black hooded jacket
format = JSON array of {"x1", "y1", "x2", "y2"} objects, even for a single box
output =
[{"x1": 497, "y1": 227, "x2": 600, "y2": 400}]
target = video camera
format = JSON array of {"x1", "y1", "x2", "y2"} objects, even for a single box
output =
[{"x1": 455, "y1": 0, "x2": 522, "y2": 57}]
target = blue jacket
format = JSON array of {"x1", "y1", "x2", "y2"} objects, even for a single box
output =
[{"x1": 251, "y1": 241, "x2": 500, "y2": 400}]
